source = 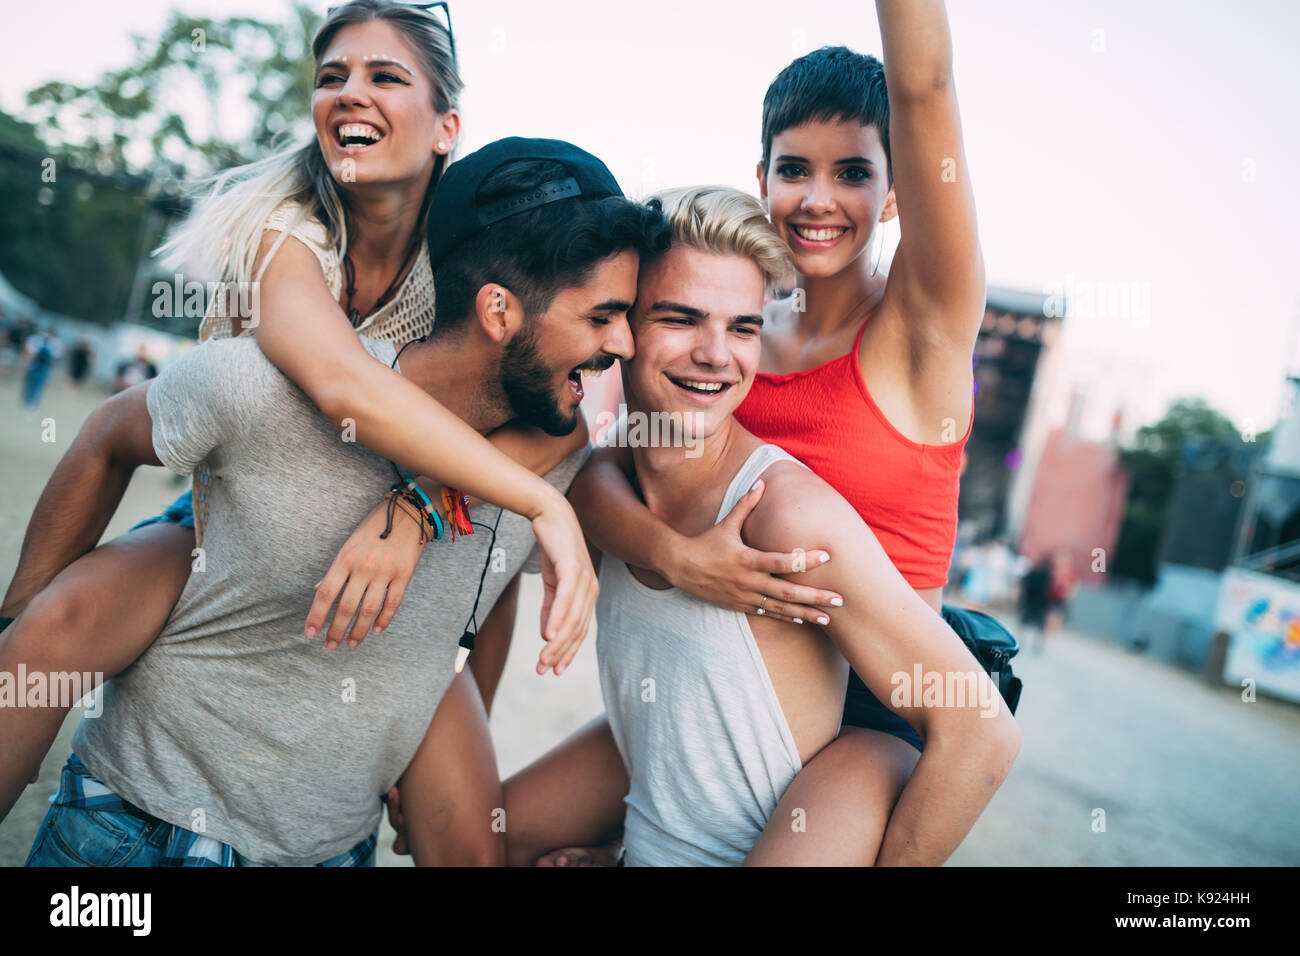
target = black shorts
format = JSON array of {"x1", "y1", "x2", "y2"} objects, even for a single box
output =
[
  {"x1": 841, "y1": 605, "x2": 1019, "y2": 753},
  {"x1": 843, "y1": 669, "x2": 925, "y2": 752}
]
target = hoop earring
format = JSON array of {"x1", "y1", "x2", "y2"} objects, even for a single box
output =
[{"x1": 868, "y1": 226, "x2": 885, "y2": 278}]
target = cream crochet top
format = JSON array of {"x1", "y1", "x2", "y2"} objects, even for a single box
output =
[{"x1": 190, "y1": 200, "x2": 436, "y2": 544}]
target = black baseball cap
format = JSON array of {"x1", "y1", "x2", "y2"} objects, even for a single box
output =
[{"x1": 427, "y1": 137, "x2": 624, "y2": 271}]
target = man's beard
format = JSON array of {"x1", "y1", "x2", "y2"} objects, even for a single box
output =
[{"x1": 500, "y1": 321, "x2": 579, "y2": 437}]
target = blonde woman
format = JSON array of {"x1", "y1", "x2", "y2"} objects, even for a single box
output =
[{"x1": 0, "y1": 0, "x2": 593, "y2": 836}]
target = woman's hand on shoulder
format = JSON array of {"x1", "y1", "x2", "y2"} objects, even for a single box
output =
[{"x1": 664, "y1": 478, "x2": 844, "y2": 625}]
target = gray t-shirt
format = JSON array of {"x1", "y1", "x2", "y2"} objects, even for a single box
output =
[{"x1": 74, "y1": 336, "x2": 589, "y2": 865}]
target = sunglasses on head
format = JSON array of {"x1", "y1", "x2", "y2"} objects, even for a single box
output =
[{"x1": 325, "y1": 1, "x2": 456, "y2": 60}]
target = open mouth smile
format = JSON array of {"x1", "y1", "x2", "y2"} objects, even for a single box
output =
[
  {"x1": 666, "y1": 374, "x2": 734, "y2": 403},
  {"x1": 567, "y1": 363, "x2": 612, "y2": 400},
  {"x1": 333, "y1": 121, "x2": 386, "y2": 153},
  {"x1": 789, "y1": 223, "x2": 851, "y2": 249}
]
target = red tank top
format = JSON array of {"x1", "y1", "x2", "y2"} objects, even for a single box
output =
[{"x1": 735, "y1": 313, "x2": 972, "y2": 589}]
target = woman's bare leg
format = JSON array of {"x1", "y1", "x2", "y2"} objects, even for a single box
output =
[
  {"x1": 744, "y1": 727, "x2": 921, "y2": 866},
  {"x1": 502, "y1": 715, "x2": 628, "y2": 867},
  {"x1": 385, "y1": 580, "x2": 520, "y2": 858},
  {"x1": 397, "y1": 666, "x2": 506, "y2": 866},
  {"x1": 0, "y1": 522, "x2": 193, "y2": 821}
]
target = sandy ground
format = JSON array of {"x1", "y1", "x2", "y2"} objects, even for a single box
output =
[{"x1": 2, "y1": 368, "x2": 1298, "y2": 866}]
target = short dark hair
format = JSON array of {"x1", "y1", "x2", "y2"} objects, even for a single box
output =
[
  {"x1": 760, "y1": 46, "x2": 891, "y2": 184},
  {"x1": 432, "y1": 160, "x2": 671, "y2": 334}
]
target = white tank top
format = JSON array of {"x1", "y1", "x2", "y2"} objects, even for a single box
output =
[{"x1": 597, "y1": 443, "x2": 811, "y2": 866}]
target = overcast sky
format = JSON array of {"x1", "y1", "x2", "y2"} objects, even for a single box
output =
[{"x1": 3, "y1": 0, "x2": 1298, "y2": 435}]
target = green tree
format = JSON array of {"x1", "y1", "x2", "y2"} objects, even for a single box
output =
[
  {"x1": 1112, "y1": 398, "x2": 1269, "y2": 584},
  {"x1": 25, "y1": 4, "x2": 321, "y2": 178},
  {"x1": 0, "y1": 4, "x2": 321, "y2": 328},
  {"x1": 0, "y1": 115, "x2": 154, "y2": 324}
]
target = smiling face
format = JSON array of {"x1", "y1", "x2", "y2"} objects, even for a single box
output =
[
  {"x1": 311, "y1": 20, "x2": 457, "y2": 190},
  {"x1": 625, "y1": 246, "x2": 765, "y2": 442},
  {"x1": 758, "y1": 118, "x2": 896, "y2": 280},
  {"x1": 499, "y1": 249, "x2": 640, "y2": 436}
]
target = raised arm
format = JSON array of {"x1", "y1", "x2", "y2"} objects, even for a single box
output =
[
  {"x1": 877, "y1": 0, "x2": 984, "y2": 351},
  {"x1": 252, "y1": 232, "x2": 594, "y2": 665},
  {"x1": 0, "y1": 384, "x2": 159, "y2": 618},
  {"x1": 566, "y1": 442, "x2": 844, "y2": 623},
  {"x1": 745, "y1": 470, "x2": 1020, "y2": 864}
]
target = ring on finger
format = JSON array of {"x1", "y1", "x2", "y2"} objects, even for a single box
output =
[{"x1": 756, "y1": 594, "x2": 768, "y2": 616}]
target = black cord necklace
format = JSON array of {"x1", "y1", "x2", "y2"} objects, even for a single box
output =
[
  {"x1": 388, "y1": 336, "x2": 504, "y2": 655},
  {"x1": 343, "y1": 231, "x2": 422, "y2": 327}
]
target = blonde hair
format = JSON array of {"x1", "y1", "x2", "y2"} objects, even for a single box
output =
[
  {"x1": 156, "y1": 0, "x2": 462, "y2": 286},
  {"x1": 650, "y1": 185, "x2": 792, "y2": 291}
]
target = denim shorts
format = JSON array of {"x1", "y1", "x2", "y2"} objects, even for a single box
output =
[
  {"x1": 25, "y1": 761, "x2": 171, "y2": 867},
  {"x1": 130, "y1": 488, "x2": 195, "y2": 531},
  {"x1": 26, "y1": 754, "x2": 377, "y2": 867}
]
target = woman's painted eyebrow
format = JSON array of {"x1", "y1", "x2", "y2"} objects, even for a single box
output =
[
  {"x1": 362, "y1": 59, "x2": 413, "y2": 74},
  {"x1": 317, "y1": 58, "x2": 414, "y2": 75}
]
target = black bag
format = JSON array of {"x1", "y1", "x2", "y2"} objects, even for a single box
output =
[{"x1": 940, "y1": 605, "x2": 1023, "y2": 715}]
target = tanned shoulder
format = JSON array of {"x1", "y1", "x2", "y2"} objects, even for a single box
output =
[{"x1": 740, "y1": 459, "x2": 869, "y2": 560}]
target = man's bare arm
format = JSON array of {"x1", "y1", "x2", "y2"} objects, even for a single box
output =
[
  {"x1": 744, "y1": 466, "x2": 1020, "y2": 865},
  {"x1": 0, "y1": 382, "x2": 162, "y2": 618}
]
